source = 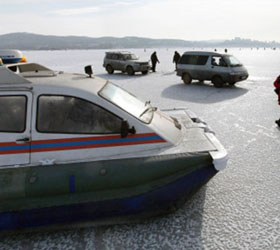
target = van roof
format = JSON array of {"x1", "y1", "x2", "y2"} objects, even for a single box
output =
[
  {"x1": 105, "y1": 51, "x2": 132, "y2": 55},
  {"x1": 182, "y1": 51, "x2": 229, "y2": 56}
]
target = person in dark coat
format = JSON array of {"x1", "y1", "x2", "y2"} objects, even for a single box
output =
[
  {"x1": 274, "y1": 75, "x2": 280, "y2": 126},
  {"x1": 150, "y1": 51, "x2": 159, "y2": 72},
  {"x1": 173, "y1": 51, "x2": 181, "y2": 71}
]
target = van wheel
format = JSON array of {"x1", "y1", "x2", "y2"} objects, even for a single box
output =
[
  {"x1": 127, "y1": 66, "x2": 135, "y2": 76},
  {"x1": 212, "y1": 76, "x2": 224, "y2": 88},
  {"x1": 182, "y1": 73, "x2": 192, "y2": 84},
  {"x1": 106, "y1": 65, "x2": 114, "y2": 74}
]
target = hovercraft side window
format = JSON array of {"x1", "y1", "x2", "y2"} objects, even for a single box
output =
[
  {"x1": 0, "y1": 95, "x2": 27, "y2": 132},
  {"x1": 37, "y1": 95, "x2": 122, "y2": 134}
]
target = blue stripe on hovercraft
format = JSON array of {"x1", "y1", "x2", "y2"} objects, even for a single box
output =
[
  {"x1": 0, "y1": 144, "x2": 30, "y2": 151},
  {"x1": 0, "y1": 135, "x2": 163, "y2": 154},
  {"x1": 30, "y1": 135, "x2": 161, "y2": 150}
]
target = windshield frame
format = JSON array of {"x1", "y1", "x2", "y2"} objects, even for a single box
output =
[{"x1": 98, "y1": 81, "x2": 154, "y2": 124}]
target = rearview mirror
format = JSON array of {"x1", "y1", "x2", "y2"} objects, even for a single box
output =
[{"x1": 121, "y1": 120, "x2": 136, "y2": 138}]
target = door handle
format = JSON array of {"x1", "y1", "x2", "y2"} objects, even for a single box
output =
[{"x1": 16, "y1": 137, "x2": 31, "y2": 144}]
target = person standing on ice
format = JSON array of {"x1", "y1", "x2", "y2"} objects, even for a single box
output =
[
  {"x1": 150, "y1": 51, "x2": 159, "y2": 72},
  {"x1": 173, "y1": 51, "x2": 181, "y2": 71},
  {"x1": 274, "y1": 75, "x2": 280, "y2": 126}
]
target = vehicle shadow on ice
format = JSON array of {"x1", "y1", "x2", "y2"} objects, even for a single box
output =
[
  {"x1": 96, "y1": 73, "x2": 147, "y2": 80},
  {"x1": 162, "y1": 81, "x2": 248, "y2": 104}
]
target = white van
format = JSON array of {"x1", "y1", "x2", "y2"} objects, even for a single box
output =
[{"x1": 177, "y1": 51, "x2": 249, "y2": 88}]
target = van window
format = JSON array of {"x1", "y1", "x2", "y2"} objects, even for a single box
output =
[
  {"x1": 179, "y1": 55, "x2": 209, "y2": 65},
  {"x1": 0, "y1": 96, "x2": 27, "y2": 132},
  {"x1": 212, "y1": 56, "x2": 228, "y2": 67},
  {"x1": 37, "y1": 95, "x2": 122, "y2": 134}
]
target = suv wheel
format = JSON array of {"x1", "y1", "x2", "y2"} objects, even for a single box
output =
[
  {"x1": 182, "y1": 73, "x2": 192, "y2": 84},
  {"x1": 126, "y1": 66, "x2": 135, "y2": 76},
  {"x1": 106, "y1": 65, "x2": 114, "y2": 74},
  {"x1": 212, "y1": 76, "x2": 224, "y2": 88},
  {"x1": 142, "y1": 70, "x2": 148, "y2": 75}
]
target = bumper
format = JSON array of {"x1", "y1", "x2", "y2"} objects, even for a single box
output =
[
  {"x1": 135, "y1": 65, "x2": 150, "y2": 72},
  {"x1": 162, "y1": 108, "x2": 228, "y2": 171},
  {"x1": 205, "y1": 132, "x2": 228, "y2": 171},
  {"x1": 176, "y1": 69, "x2": 184, "y2": 77},
  {"x1": 229, "y1": 73, "x2": 249, "y2": 83}
]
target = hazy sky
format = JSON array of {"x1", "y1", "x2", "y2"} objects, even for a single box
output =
[{"x1": 1, "y1": 0, "x2": 280, "y2": 41}]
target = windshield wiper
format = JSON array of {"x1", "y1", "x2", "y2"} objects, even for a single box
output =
[
  {"x1": 145, "y1": 100, "x2": 151, "y2": 106},
  {"x1": 139, "y1": 106, "x2": 157, "y2": 118}
]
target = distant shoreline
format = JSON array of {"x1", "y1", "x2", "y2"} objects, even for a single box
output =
[
  {"x1": 19, "y1": 48, "x2": 280, "y2": 52},
  {"x1": 0, "y1": 32, "x2": 279, "y2": 50}
]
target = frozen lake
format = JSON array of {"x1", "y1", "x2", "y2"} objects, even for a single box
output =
[{"x1": 1, "y1": 48, "x2": 280, "y2": 249}]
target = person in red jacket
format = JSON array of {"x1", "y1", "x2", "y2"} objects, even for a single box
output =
[{"x1": 274, "y1": 75, "x2": 280, "y2": 126}]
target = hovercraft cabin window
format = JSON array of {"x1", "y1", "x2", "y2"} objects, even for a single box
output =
[
  {"x1": 0, "y1": 95, "x2": 27, "y2": 132},
  {"x1": 37, "y1": 95, "x2": 122, "y2": 134}
]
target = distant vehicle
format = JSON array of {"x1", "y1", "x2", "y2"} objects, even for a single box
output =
[
  {"x1": 0, "y1": 61, "x2": 227, "y2": 231},
  {"x1": 103, "y1": 51, "x2": 150, "y2": 75},
  {"x1": 176, "y1": 51, "x2": 249, "y2": 88},
  {"x1": 0, "y1": 49, "x2": 23, "y2": 64}
]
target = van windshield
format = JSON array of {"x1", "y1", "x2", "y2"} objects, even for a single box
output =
[
  {"x1": 223, "y1": 55, "x2": 243, "y2": 67},
  {"x1": 99, "y1": 82, "x2": 154, "y2": 123}
]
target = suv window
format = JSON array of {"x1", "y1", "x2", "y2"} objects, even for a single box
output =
[
  {"x1": 179, "y1": 55, "x2": 209, "y2": 65},
  {"x1": 124, "y1": 54, "x2": 138, "y2": 60},
  {"x1": 118, "y1": 54, "x2": 124, "y2": 60},
  {"x1": 0, "y1": 95, "x2": 27, "y2": 132},
  {"x1": 111, "y1": 54, "x2": 118, "y2": 60},
  {"x1": 106, "y1": 54, "x2": 118, "y2": 60},
  {"x1": 37, "y1": 95, "x2": 122, "y2": 134}
]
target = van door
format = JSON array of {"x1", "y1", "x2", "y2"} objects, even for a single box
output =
[
  {"x1": 110, "y1": 54, "x2": 120, "y2": 70},
  {"x1": 0, "y1": 92, "x2": 32, "y2": 167},
  {"x1": 208, "y1": 56, "x2": 229, "y2": 80}
]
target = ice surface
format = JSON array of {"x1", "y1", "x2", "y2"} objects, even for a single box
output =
[{"x1": 1, "y1": 48, "x2": 280, "y2": 249}]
